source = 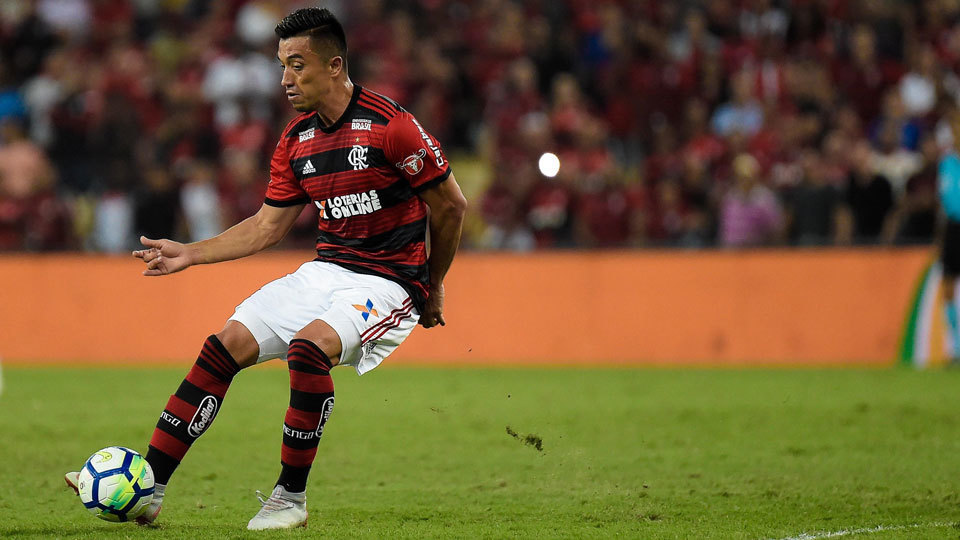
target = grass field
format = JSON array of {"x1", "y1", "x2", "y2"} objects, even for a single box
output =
[{"x1": 1, "y1": 366, "x2": 959, "y2": 539}]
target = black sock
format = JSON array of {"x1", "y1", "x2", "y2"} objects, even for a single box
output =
[
  {"x1": 276, "y1": 464, "x2": 311, "y2": 493},
  {"x1": 145, "y1": 447, "x2": 179, "y2": 485}
]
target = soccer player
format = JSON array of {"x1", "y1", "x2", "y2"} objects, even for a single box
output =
[
  {"x1": 939, "y1": 104, "x2": 960, "y2": 362},
  {"x1": 65, "y1": 7, "x2": 466, "y2": 530}
]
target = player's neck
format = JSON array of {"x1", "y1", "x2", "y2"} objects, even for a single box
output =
[{"x1": 316, "y1": 79, "x2": 355, "y2": 128}]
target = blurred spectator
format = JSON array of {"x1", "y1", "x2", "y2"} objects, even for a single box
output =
[
  {"x1": 711, "y1": 69, "x2": 764, "y2": 138},
  {"x1": 90, "y1": 160, "x2": 134, "y2": 253},
  {"x1": 872, "y1": 120, "x2": 923, "y2": 194},
  {"x1": 835, "y1": 24, "x2": 900, "y2": 124},
  {"x1": 0, "y1": 0, "x2": 957, "y2": 252},
  {"x1": 784, "y1": 150, "x2": 843, "y2": 245},
  {"x1": 180, "y1": 159, "x2": 223, "y2": 242},
  {"x1": 885, "y1": 134, "x2": 939, "y2": 244},
  {"x1": 575, "y1": 173, "x2": 631, "y2": 248},
  {"x1": 134, "y1": 165, "x2": 180, "y2": 241},
  {"x1": 0, "y1": 118, "x2": 71, "y2": 250},
  {"x1": 668, "y1": 8, "x2": 720, "y2": 64},
  {"x1": 525, "y1": 174, "x2": 575, "y2": 248},
  {"x1": 844, "y1": 140, "x2": 895, "y2": 243},
  {"x1": 899, "y1": 43, "x2": 940, "y2": 118},
  {"x1": 719, "y1": 154, "x2": 782, "y2": 247}
]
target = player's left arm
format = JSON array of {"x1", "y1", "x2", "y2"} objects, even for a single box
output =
[
  {"x1": 418, "y1": 173, "x2": 467, "y2": 328},
  {"x1": 381, "y1": 110, "x2": 467, "y2": 328}
]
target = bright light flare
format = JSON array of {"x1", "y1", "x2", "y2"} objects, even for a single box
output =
[{"x1": 538, "y1": 152, "x2": 560, "y2": 178}]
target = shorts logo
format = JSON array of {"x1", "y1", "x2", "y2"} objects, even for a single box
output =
[
  {"x1": 298, "y1": 128, "x2": 315, "y2": 142},
  {"x1": 315, "y1": 397, "x2": 335, "y2": 438},
  {"x1": 348, "y1": 145, "x2": 369, "y2": 170},
  {"x1": 188, "y1": 396, "x2": 218, "y2": 438},
  {"x1": 353, "y1": 299, "x2": 379, "y2": 321},
  {"x1": 362, "y1": 341, "x2": 377, "y2": 357},
  {"x1": 351, "y1": 119, "x2": 371, "y2": 131},
  {"x1": 396, "y1": 148, "x2": 427, "y2": 175}
]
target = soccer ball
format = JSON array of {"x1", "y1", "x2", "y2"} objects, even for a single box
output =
[{"x1": 77, "y1": 446, "x2": 155, "y2": 522}]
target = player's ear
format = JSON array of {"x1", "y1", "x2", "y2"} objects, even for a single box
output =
[{"x1": 329, "y1": 56, "x2": 344, "y2": 77}]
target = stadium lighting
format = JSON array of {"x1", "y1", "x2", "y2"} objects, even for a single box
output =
[{"x1": 538, "y1": 152, "x2": 560, "y2": 178}]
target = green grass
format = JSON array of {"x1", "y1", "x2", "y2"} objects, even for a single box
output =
[{"x1": 1, "y1": 366, "x2": 959, "y2": 539}]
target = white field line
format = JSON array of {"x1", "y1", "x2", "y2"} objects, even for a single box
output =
[{"x1": 770, "y1": 521, "x2": 953, "y2": 540}]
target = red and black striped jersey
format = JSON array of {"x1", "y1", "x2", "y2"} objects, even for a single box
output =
[{"x1": 265, "y1": 85, "x2": 451, "y2": 310}]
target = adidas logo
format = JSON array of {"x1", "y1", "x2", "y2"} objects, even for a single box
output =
[{"x1": 302, "y1": 159, "x2": 316, "y2": 174}]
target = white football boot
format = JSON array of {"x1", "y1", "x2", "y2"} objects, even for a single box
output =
[
  {"x1": 247, "y1": 485, "x2": 308, "y2": 530},
  {"x1": 135, "y1": 483, "x2": 164, "y2": 526},
  {"x1": 64, "y1": 471, "x2": 80, "y2": 494}
]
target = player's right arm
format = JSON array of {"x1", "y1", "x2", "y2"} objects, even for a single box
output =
[{"x1": 134, "y1": 202, "x2": 305, "y2": 276}]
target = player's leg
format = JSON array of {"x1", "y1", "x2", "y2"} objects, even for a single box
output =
[
  {"x1": 247, "y1": 321, "x2": 341, "y2": 531},
  {"x1": 942, "y1": 221, "x2": 960, "y2": 362},
  {"x1": 248, "y1": 271, "x2": 419, "y2": 530},
  {"x1": 145, "y1": 321, "x2": 259, "y2": 482},
  {"x1": 132, "y1": 321, "x2": 259, "y2": 524},
  {"x1": 64, "y1": 320, "x2": 261, "y2": 522},
  {"x1": 944, "y1": 276, "x2": 960, "y2": 361}
]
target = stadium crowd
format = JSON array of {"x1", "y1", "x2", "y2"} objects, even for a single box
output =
[{"x1": 0, "y1": 0, "x2": 958, "y2": 251}]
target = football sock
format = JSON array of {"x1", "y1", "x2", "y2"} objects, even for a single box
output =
[
  {"x1": 153, "y1": 482, "x2": 166, "y2": 502},
  {"x1": 276, "y1": 339, "x2": 335, "y2": 493},
  {"x1": 946, "y1": 302, "x2": 960, "y2": 358},
  {"x1": 145, "y1": 335, "x2": 241, "y2": 484}
]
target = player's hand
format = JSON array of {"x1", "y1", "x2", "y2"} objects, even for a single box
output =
[
  {"x1": 419, "y1": 283, "x2": 446, "y2": 328},
  {"x1": 132, "y1": 236, "x2": 194, "y2": 276}
]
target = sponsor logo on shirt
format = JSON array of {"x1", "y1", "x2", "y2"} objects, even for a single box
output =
[
  {"x1": 315, "y1": 189, "x2": 382, "y2": 220},
  {"x1": 397, "y1": 148, "x2": 427, "y2": 175},
  {"x1": 302, "y1": 159, "x2": 316, "y2": 174},
  {"x1": 351, "y1": 119, "x2": 372, "y2": 131},
  {"x1": 299, "y1": 127, "x2": 315, "y2": 142},
  {"x1": 411, "y1": 117, "x2": 445, "y2": 168}
]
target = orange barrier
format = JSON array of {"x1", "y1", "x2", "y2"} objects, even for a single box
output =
[{"x1": 0, "y1": 248, "x2": 931, "y2": 366}]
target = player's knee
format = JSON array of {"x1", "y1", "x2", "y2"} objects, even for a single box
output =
[
  {"x1": 292, "y1": 322, "x2": 342, "y2": 366},
  {"x1": 216, "y1": 321, "x2": 260, "y2": 369}
]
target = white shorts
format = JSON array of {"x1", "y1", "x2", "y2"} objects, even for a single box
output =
[{"x1": 229, "y1": 261, "x2": 419, "y2": 375}]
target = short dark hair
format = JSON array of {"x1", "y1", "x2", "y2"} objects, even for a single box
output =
[{"x1": 275, "y1": 7, "x2": 347, "y2": 62}]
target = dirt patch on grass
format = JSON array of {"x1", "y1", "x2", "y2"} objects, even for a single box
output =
[{"x1": 506, "y1": 426, "x2": 543, "y2": 452}]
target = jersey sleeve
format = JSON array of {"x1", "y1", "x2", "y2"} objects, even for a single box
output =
[
  {"x1": 264, "y1": 138, "x2": 310, "y2": 207},
  {"x1": 382, "y1": 111, "x2": 452, "y2": 193}
]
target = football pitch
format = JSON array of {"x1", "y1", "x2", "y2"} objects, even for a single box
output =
[{"x1": 1, "y1": 366, "x2": 959, "y2": 539}]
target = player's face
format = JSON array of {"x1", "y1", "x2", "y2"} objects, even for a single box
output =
[{"x1": 278, "y1": 37, "x2": 335, "y2": 112}]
